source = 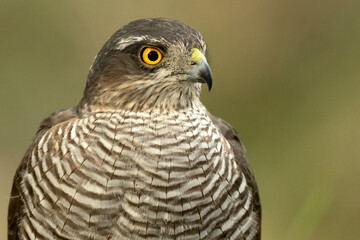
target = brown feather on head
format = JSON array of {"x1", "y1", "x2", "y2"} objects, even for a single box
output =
[{"x1": 77, "y1": 18, "x2": 211, "y2": 115}]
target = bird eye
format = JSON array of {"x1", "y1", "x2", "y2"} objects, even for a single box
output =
[{"x1": 141, "y1": 47, "x2": 163, "y2": 65}]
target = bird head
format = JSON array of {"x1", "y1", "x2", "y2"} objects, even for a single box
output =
[{"x1": 78, "y1": 18, "x2": 212, "y2": 114}]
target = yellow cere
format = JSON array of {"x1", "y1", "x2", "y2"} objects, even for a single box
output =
[
  {"x1": 142, "y1": 47, "x2": 163, "y2": 65},
  {"x1": 191, "y1": 48, "x2": 205, "y2": 65}
]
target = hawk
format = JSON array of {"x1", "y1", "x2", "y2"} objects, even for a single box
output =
[{"x1": 8, "y1": 18, "x2": 261, "y2": 239}]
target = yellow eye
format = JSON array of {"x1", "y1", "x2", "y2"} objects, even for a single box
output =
[{"x1": 141, "y1": 47, "x2": 163, "y2": 65}]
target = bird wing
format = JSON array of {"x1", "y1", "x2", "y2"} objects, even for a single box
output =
[
  {"x1": 7, "y1": 108, "x2": 78, "y2": 240},
  {"x1": 209, "y1": 113, "x2": 262, "y2": 238}
]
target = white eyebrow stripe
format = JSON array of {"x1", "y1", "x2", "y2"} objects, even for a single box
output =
[
  {"x1": 115, "y1": 36, "x2": 167, "y2": 51},
  {"x1": 115, "y1": 36, "x2": 146, "y2": 50}
]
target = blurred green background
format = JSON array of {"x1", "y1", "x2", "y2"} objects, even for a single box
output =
[{"x1": 1, "y1": 0, "x2": 359, "y2": 239}]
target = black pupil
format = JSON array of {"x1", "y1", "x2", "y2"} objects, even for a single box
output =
[{"x1": 148, "y1": 51, "x2": 159, "y2": 61}]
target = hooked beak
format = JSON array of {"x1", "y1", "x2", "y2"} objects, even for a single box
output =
[{"x1": 186, "y1": 48, "x2": 213, "y2": 91}]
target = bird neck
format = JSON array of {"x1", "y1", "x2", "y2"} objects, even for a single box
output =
[{"x1": 76, "y1": 81, "x2": 204, "y2": 116}]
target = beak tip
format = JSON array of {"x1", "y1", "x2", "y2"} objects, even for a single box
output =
[{"x1": 187, "y1": 59, "x2": 213, "y2": 92}]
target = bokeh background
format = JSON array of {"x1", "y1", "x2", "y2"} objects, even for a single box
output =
[{"x1": 1, "y1": 0, "x2": 359, "y2": 239}]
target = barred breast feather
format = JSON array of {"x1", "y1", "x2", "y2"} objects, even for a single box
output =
[{"x1": 8, "y1": 107, "x2": 260, "y2": 240}]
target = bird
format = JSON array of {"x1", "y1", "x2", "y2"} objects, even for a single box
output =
[{"x1": 8, "y1": 18, "x2": 261, "y2": 240}]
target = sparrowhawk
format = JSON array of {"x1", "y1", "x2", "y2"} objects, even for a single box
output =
[{"x1": 8, "y1": 18, "x2": 261, "y2": 240}]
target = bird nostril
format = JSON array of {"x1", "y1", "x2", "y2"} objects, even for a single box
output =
[{"x1": 190, "y1": 61, "x2": 197, "y2": 66}]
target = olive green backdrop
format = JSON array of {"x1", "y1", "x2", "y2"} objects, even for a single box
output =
[{"x1": 1, "y1": 0, "x2": 359, "y2": 239}]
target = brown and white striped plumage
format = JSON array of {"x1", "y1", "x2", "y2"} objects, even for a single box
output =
[{"x1": 8, "y1": 18, "x2": 261, "y2": 239}]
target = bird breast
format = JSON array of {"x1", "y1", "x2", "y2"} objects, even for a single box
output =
[{"x1": 20, "y1": 108, "x2": 253, "y2": 239}]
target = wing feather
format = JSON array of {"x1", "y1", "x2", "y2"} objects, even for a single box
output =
[
  {"x1": 209, "y1": 113, "x2": 261, "y2": 239},
  {"x1": 7, "y1": 108, "x2": 78, "y2": 240}
]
